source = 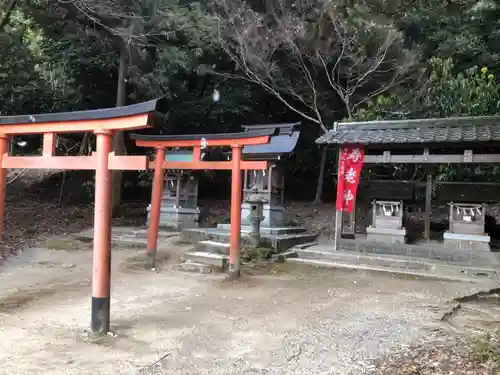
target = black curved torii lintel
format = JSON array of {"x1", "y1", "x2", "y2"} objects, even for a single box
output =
[{"x1": 0, "y1": 98, "x2": 167, "y2": 126}]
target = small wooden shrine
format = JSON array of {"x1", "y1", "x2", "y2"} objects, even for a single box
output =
[{"x1": 316, "y1": 115, "x2": 500, "y2": 251}]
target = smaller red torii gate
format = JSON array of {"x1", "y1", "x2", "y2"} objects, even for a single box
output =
[
  {"x1": 0, "y1": 99, "x2": 164, "y2": 335},
  {"x1": 131, "y1": 131, "x2": 274, "y2": 276}
]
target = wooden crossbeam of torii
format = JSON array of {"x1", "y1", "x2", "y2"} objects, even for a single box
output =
[
  {"x1": 0, "y1": 99, "x2": 164, "y2": 336},
  {"x1": 131, "y1": 131, "x2": 274, "y2": 279}
]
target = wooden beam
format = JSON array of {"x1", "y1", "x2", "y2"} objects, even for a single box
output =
[
  {"x1": 364, "y1": 153, "x2": 500, "y2": 164},
  {"x1": 135, "y1": 135, "x2": 270, "y2": 148},
  {"x1": 153, "y1": 160, "x2": 269, "y2": 171},
  {"x1": 2, "y1": 153, "x2": 149, "y2": 170}
]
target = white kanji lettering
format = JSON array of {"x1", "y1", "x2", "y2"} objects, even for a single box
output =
[
  {"x1": 344, "y1": 189, "x2": 354, "y2": 203},
  {"x1": 347, "y1": 148, "x2": 361, "y2": 163},
  {"x1": 344, "y1": 167, "x2": 357, "y2": 184},
  {"x1": 339, "y1": 148, "x2": 349, "y2": 161}
]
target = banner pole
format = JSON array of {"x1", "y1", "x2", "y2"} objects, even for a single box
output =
[{"x1": 333, "y1": 121, "x2": 341, "y2": 252}]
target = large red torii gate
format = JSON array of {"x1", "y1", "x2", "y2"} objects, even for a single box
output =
[
  {"x1": 0, "y1": 99, "x2": 163, "y2": 335},
  {"x1": 131, "y1": 131, "x2": 274, "y2": 276}
]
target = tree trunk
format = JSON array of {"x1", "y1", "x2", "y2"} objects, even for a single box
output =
[
  {"x1": 313, "y1": 146, "x2": 327, "y2": 205},
  {"x1": 111, "y1": 42, "x2": 128, "y2": 216},
  {"x1": 0, "y1": 0, "x2": 17, "y2": 30}
]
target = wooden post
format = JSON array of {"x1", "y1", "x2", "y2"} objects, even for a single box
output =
[
  {"x1": 229, "y1": 145, "x2": 242, "y2": 278},
  {"x1": 333, "y1": 147, "x2": 343, "y2": 251},
  {"x1": 146, "y1": 147, "x2": 165, "y2": 269},
  {"x1": 424, "y1": 173, "x2": 432, "y2": 242},
  {"x1": 42, "y1": 133, "x2": 56, "y2": 157},
  {"x1": 0, "y1": 135, "x2": 8, "y2": 253},
  {"x1": 91, "y1": 131, "x2": 113, "y2": 335}
]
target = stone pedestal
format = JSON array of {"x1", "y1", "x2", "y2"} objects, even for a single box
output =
[
  {"x1": 147, "y1": 205, "x2": 199, "y2": 230},
  {"x1": 241, "y1": 203, "x2": 285, "y2": 228},
  {"x1": 443, "y1": 232, "x2": 490, "y2": 251},
  {"x1": 366, "y1": 226, "x2": 406, "y2": 244}
]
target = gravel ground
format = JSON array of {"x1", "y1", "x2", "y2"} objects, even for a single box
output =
[{"x1": 0, "y1": 236, "x2": 492, "y2": 375}]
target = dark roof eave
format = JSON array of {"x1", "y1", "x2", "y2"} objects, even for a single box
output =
[
  {"x1": 242, "y1": 122, "x2": 301, "y2": 133},
  {"x1": 336, "y1": 115, "x2": 500, "y2": 131},
  {"x1": 130, "y1": 129, "x2": 276, "y2": 142},
  {"x1": 0, "y1": 98, "x2": 166, "y2": 125}
]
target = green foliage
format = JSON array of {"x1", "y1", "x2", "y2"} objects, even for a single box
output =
[
  {"x1": 357, "y1": 57, "x2": 500, "y2": 121},
  {"x1": 0, "y1": 10, "x2": 52, "y2": 115},
  {"x1": 424, "y1": 58, "x2": 500, "y2": 117},
  {"x1": 355, "y1": 57, "x2": 500, "y2": 181}
]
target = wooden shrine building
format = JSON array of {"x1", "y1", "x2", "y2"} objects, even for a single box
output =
[{"x1": 317, "y1": 115, "x2": 500, "y2": 251}]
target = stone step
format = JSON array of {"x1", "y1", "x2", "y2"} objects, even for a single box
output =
[
  {"x1": 181, "y1": 228, "x2": 318, "y2": 252},
  {"x1": 198, "y1": 240, "x2": 230, "y2": 254},
  {"x1": 73, "y1": 227, "x2": 179, "y2": 248},
  {"x1": 291, "y1": 249, "x2": 499, "y2": 283},
  {"x1": 286, "y1": 258, "x2": 494, "y2": 284},
  {"x1": 338, "y1": 238, "x2": 500, "y2": 268},
  {"x1": 182, "y1": 251, "x2": 228, "y2": 269},
  {"x1": 173, "y1": 261, "x2": 213, "y2": 274},
  {"x1": 216, "y1": 224, "x2": 307, "y2": 236}
]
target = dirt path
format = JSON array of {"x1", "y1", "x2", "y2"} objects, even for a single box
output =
[{"x1": 0, "y1": 234, "x2": 491, "y2": 375}]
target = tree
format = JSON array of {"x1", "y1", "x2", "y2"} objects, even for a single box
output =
[
  {"x1": 215, "y1": 0, "x2": 418, "y2": 202},
  {"x1": 28, "y1": 0, "x2": 219, "y2": 212},
  {"x1": 355, "y1": 57, "x2": 500, "y2": 181}
]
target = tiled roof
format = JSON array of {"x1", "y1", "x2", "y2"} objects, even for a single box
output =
[{"x1": 316, "y1": 116, "x2": 500, "y2": 145}]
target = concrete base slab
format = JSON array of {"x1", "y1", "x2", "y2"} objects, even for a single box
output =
[
  {"x1": 286, "y1": 257, "x2": 492, "y2": 284},
  {"x1": 334, "y1": 237, "x2": 500, "y2": 268},
  {"x1": 366, "y1": 226, "x2": 406, "y2": 244},
  {"x1": 443, "y1": 232, "x2": 490, "y2": 251},
  {"x1": 294, "y1": 248, "x2": 499, "y2": 281}
]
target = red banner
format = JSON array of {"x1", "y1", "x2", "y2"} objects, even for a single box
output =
[{"x1": 335, "y1": 145, "x2": 364, "y2": 213}]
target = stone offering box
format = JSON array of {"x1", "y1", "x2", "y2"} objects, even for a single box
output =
[
  {"x1": 444, "y1": 202, "x2": 490, "y2": 251},
  {"x1": 366, "y1": 200, "x2": 406, "y2": 244}
]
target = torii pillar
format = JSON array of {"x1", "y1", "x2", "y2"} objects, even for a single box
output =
[{"x1": 0, "y1": 99, "x2": 164, "y2": 335}]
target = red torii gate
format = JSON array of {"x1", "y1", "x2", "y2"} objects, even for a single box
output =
[
  {"x1": 0, "y1": 99, "x2": 163, "y2": 335},
  {"x1": 131, "y1": 131, "x2": 273, "y2": 276}
]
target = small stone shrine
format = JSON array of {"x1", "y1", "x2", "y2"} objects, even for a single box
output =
[
  {"x1": 227, "y1": 123, "x2": 300, "y2": 230},
  {"x1": 146, "y1": 150, "x2": 200, "y2": 230},
  {"x1": 366, "y1": 200, "x2": 406, "y2": 244},
  {"x1": 444, "y1": 202, "x2": 490, "y2": 251}
]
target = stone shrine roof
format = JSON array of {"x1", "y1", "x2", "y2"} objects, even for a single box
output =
[
  {"x1": 242, "y1": 122, "x2": 301, "y2": 159},
  {"x1": 316, "y1": 116, "x2": 500, "y2": 145}
]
